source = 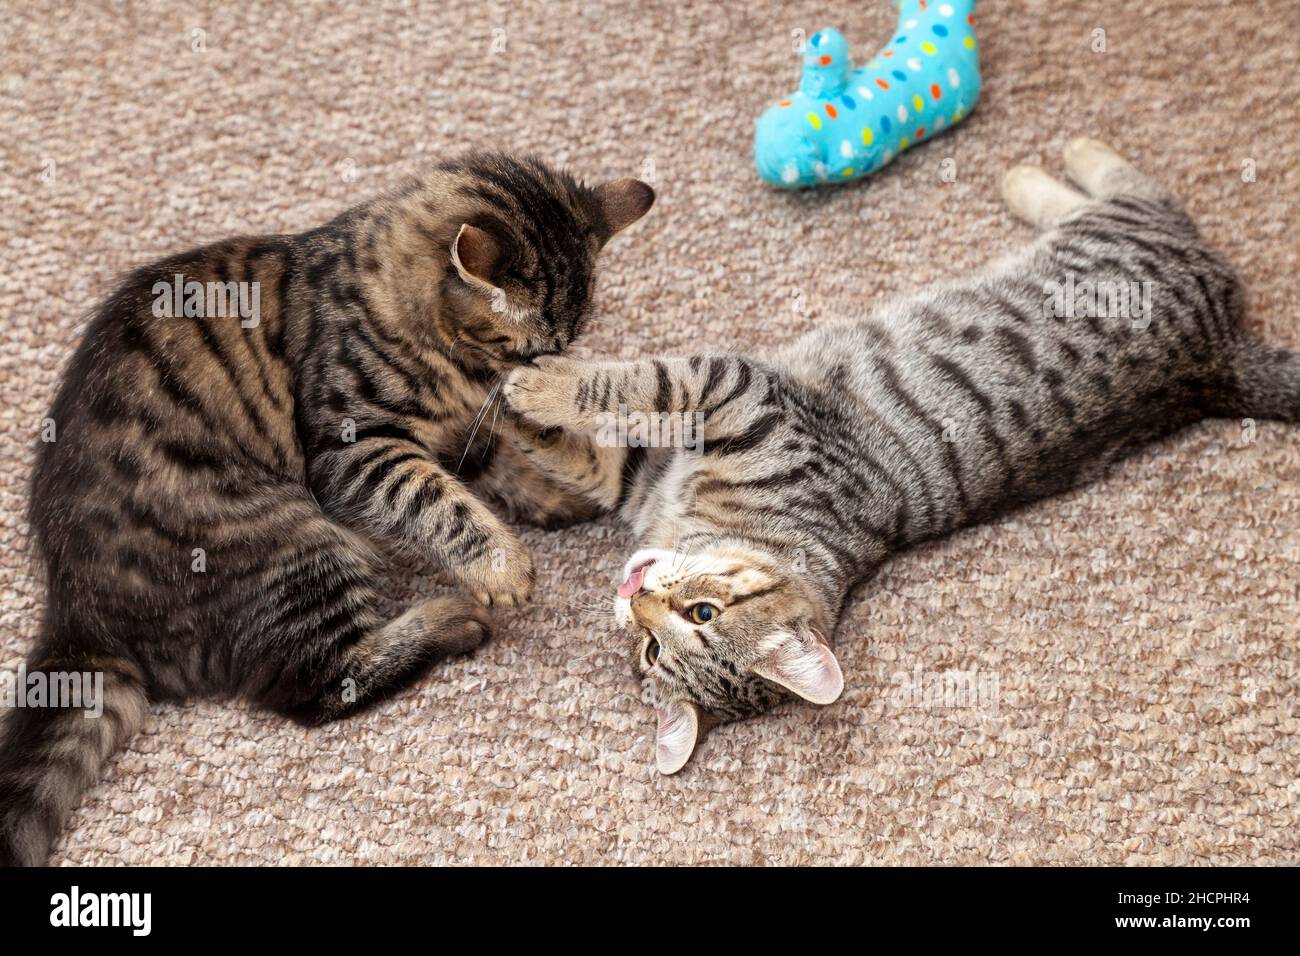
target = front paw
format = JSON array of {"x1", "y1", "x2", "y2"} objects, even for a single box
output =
[
  {"x1": 454, "y1": 529, "x2": 535, "y2": 608},
  {"x1": 503, "y1": 356, "x2": 582, "y2": 428}
]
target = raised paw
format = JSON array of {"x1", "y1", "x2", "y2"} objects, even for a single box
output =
[{"x1": 503, "y1": 356, "x2": 585, "y2": 429}]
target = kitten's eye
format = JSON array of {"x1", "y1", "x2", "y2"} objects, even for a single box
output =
[
  {"x1": 685, "y1": 604, "x2": 719, "y2": 625},
  {"x1": 645, "y1": 637, "x2": 661, "y2": 667}
]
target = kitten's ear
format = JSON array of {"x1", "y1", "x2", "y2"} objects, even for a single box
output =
[
  {"x1": 594, "y1": 178, "x2": 655, "y2": 241},
  {"x1": 655, "y1": 699, "x2": 700, "y2": 775},
  {"x1": 752, "y1": 626, "x2": 844, "y2": 705},
  {"x1": 451, "y1": 223, "x2": 503, "y2": 288}
]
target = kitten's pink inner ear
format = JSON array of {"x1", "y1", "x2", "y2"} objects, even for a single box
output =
[
  {"x1": 752, "y1": 630, "x2": 844, "y2": 705},
  {"x1": 655, "y1": 700, "x2": 700, "y2": 775},
  {"x1": 451, "y1": 223, "x2": 499, "y2": 286},
  {"x1": 594, "y1": 178, "x2": 655, "y2": 239}
]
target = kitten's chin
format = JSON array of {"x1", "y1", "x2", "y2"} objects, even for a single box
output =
[
  {"x1": 614, "y1": 548, "x2": 674, "y2": 628},
  {"x1": 614, "y1": 597, "x2": 632, "y2": 629}
]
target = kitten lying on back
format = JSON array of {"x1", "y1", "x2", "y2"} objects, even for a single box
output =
[
  {"x1": 504, "y1": 139, "x2": 1299, "y2": 773},
  {"x1": 0, "y1": 154, "x2": 652, "y2": 865}
]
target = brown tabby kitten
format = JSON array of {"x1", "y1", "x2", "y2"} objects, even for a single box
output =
[
  {"x1": 0, "y1": 154, "x2": 653, "y2": 865},
  {"x1": 502, "y1": 139, "x2": 1298, "y2": 773}
]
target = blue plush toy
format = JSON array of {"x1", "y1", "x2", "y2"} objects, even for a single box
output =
[{"x1": 755, "y1": 0, "x2": 981, "y2": 188}]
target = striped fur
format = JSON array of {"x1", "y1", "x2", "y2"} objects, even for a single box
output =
[
  {"x1": 2, "y1": 153, "x2": 653, "y2": 864},
  {"x1": 504, "y1": 139, "x2": 1299, "y2": 772}
]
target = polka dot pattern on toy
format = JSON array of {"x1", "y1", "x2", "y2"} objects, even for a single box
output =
[{"x1": 754, "y1": 0, "x2": 982, "y2": 188}]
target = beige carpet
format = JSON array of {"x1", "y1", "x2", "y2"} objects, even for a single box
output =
[{"x1": 2, "y1": 0, "x2": 1297, "y2": 865}]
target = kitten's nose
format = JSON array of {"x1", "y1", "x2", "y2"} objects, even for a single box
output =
[{"x1": 628, "y1": 598, "x2": 650, "y2": 630}]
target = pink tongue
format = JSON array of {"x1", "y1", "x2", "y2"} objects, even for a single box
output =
[{"x1": 618, "y1": 567, "x2": 646, "y2": 599}]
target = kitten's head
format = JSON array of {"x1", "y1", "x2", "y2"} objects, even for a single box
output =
[
  {"x1": 614, "y1": 545, "x2": 843, "y2": 774},
  {"x1": 439, "y1": 154, "x2": 653, "y2": 367}
]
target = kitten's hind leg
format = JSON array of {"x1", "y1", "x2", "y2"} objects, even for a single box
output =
[
  {"x1": 245, "y1": 510, "x2": 491, "y2": 725},
  {"x1": 1063, "y1": 137, "x2": 1172, "y2": 203},
  {"x1": 1001, "y1": 165, "x2": 1090, "y2": 228},
  {"x1": 279, "y1": 594, "x2": 492, "y2": 726},
  {"x1": 326, "y1": 595, "x2": 490, "y2": 722}
]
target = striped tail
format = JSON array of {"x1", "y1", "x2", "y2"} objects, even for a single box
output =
[
  {"x1": 0, "y1": 652, "x2": 147, "y2": 866},
  {"x1": 1217, "y1": 339, "x2": 1300, "y2": 423}
]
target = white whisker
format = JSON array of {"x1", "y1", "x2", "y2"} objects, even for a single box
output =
[{"x1": 456, "y1": 379, "x2": 502, "y2": 474}]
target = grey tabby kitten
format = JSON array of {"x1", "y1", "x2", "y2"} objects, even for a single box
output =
[{"x1": 502, "y1": 139, "x2": 1299, "y2": 773}]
